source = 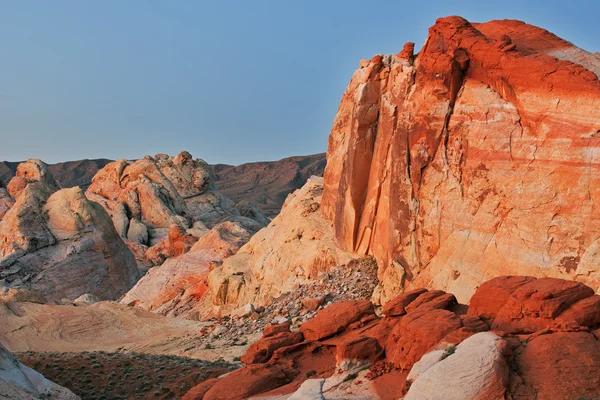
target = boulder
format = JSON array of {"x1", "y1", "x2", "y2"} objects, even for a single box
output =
[
  {"x1": 382, "y1": 288, "x2": 428, "y2": 316},
  {"x1": 387, "y1": 309, "x2": 462, "y2": 369},
  {"x1": 491, "y1": 278, "x2": 595, "y2": 333},
  {"x1": 202, "y1": 363, "x2": 294, "y2": 400},
  {"x1": 404, "y1": 332, "x2": 509, "y2": 400},
  {"x1": 263, "y1": 322, "x2": 291, "y2": 337},
  {"x1": 510, "y1": 331, "x2": 600, "y2": 399},
  {"x1": 335, "y1": 335, "x2": 383, "y2": 371},
  {"x1": 240, "y1": 331, "x2": 304, "y2": 364},
  {"x1": 300, "y1": 300, "x2": 374, "y2": 341}
]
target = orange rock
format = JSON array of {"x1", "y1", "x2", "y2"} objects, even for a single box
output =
[
  {"x1": 510, "y1": 331, "x2": 600, "y2": 399},
  {"x1": 491, "y1": 278, "x2": 594, "y2": 333},
  {"x1": 382, "y1": 288, "x2": 428, "y2": 317},
  {"x1": 202, "y1": 363, "x2": 295, "y2": 400},
  {"x1": 145, "y1": 225, "x2": 198, "y2": 266},
  {"x1": 387, "y1": 309, "x2": 462, "y2": 369},
  {"x1": 404, "y1": 291, "x2": 457, "y2": 314},
  {"x1": 181, "y1": 378, "x2": 219, "y2": 400},
  {"x1": 554, "y1": 295, "x2": 600, "y2": 328},
  {"x1": 300, "y1": 300, "x2": 375, "y2": 341},
  {"x1": 301, "y1": 295, "x2": 326, "y2": 312},
  {"x1": 241, "y1": 331, "x2": 304, "y2": 365},
  {"x1": 321, "y1": 15, "x2": 600, "y2": 304},
  {"x1": 468, "y1": 276, "x2": 536, "y2": 324},
  {"x1": 398, "y1": 42, "x2": 415, "y2": 60},
  {"x1": 335, "y1": 335, "x2": 383, "y2": 369},
  {"x1": 263, "y1": 322, "x2": 291, "y2": 338}
]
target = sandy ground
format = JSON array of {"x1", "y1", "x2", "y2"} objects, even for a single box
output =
[{"x1": 0, "y1": 300, "x2": 256, "y2": 362}]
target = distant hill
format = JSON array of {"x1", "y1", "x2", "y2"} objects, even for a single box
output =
[
  {"x1": 0, "y1": 153, "x2": 327, "y2": 216},
  {"x1": 212, "y1": 153, "x2": 326, "y2": 217}
]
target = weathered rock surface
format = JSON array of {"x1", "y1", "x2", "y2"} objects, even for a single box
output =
[
  {"x1": 2, "y1": 154, "x2": 326, "y2": 218},
  {"x1": 0, "y1": 343, "x2": 79, "y2": 399},
  {"x1": 86, "y1": 152, "x2": 268, "y2": 272},
  {"x1": 0, "y1": 160, "x2": 139, "y2": 302},
  {"x1": 206, "y1": 177, "x2": 357, "y2": 315},
  {"x1": 120, "y1": 217, "x2": 263, "y2": 318},
  {"x1": 321, "y1": 16, "x2": 600, "y2": 303},
  {"x1": 183, "y1": 276, "x2": 600, "y2": 400},
  {"x1": 404, "y1": 332, "x2": 509, "y2": 400}
]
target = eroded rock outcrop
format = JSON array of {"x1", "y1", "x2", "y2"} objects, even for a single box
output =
[
  {"x1": 321, "y1": 16, "x2": 600, "y2": 303},
  {"x1": 120, "y1": 217, "x2": 263, "y2": 318},
  {"x1": 0, "y1": 160, "x2": 139, "y2": 302},
  {"x1": 86, "y1": 152, "x2": 268, "y2": 271},
  {"x1": 184, "y1": 276, "x2": 600, "y2": 400},
  {"x1": 205, "y1": 176, "x2": 358, "y2": 315}
]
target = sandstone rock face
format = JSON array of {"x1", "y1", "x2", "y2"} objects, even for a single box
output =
[
  {"x1": 0, "y1": 343, "x2": 79, "y2": 399},
  {"x1": 86, "y1": 152, "x2": 268, "y2": 271},
  {"x1": 0, "y1": 160, "x2": 139, "y2": 302},
  {"x1": 321, "y1": 16, "x2": 600, "y2": 303},
  {"x1": 206, "y1": 177, "x2": 357, "y2": 315},
  {"x1": 120, "y1": 218, "x2": 263, "y2": 318}
]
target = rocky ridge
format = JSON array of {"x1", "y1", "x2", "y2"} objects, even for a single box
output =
[{"x1": 85, "y1": 152, "x2": 269, "y2": 273}]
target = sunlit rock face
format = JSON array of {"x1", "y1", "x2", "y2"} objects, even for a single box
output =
[
  {"x1": 321, "y1": 16, "x2": 600, "y2": 303},
  {"x1": 0, "y1": 160, "x2": 139, "y2": 302},
  {"x1": 86, "y1": 152, "x2": 269, "y2": 271}
]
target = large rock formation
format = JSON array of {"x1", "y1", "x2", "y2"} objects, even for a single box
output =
[
  {"x1": 205, "y1": 176, "x2": 357, "y2": 315},
  {"x1": 86, "y1": 152, "x2": 268, "y2": 270},
  {"x1": 0, "y1": 344, "x2": 79, "y2": 399},
  {"x1": 0, "y1": 160, "x2": 139, "y2": 302},
  {"x1": 321, "y1": 16, "x2": 600, "y2": 303},
  {"x1": 183, "y1": 276, "x2": 600, "y2": 399}
]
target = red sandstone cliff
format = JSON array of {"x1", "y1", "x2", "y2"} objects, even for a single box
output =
[{"x1": 321, "y1": 17, "x2": 600, "y2": 303}]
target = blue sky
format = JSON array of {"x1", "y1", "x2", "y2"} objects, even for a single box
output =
[{"x1": 1, "y1": 1, "x2": 598, "y2": 164}]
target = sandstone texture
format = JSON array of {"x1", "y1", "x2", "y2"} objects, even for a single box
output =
[
  {"x1": 0, "y1": 160, "x2": 139, "y2": 302},
  {"x1": 205, "y1": 176, "x2": 358, "y2": 315},
  {"x1": 0, "y1": 343, "x2": 79, "y2": 400},
  {"x1": 85, "y1": 152, "x2": 268, "y2": 271},
  {"x1": 183, "y1": 276, "x2": 600, "y2": 400},
  {"x1": 2, "y1": 153, "x2": 326, "y2": 218},
  {"x1": 321, "y1": 16, "x2": 600, "y2": 303},
  {"x1": 120, "y1": 217, "x2": 263, "y2": 318}
]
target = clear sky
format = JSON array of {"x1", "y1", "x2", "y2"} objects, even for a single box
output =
[{"x1": 1, "y1": 1, "x2": 598, "y2": 164}]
